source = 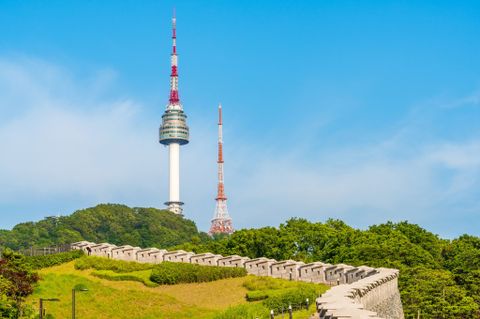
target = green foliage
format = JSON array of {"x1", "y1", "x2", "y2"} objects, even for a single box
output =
[
  {"x1": 262, "y1": 285, "x2": 316, "y2": 313},
  {"x1": 211, "y1": 303, "x2": 269, "y2": 319},
  {"x1": 0, "y1": 248, "x2": 39, "y2": 318},
  {"x1": 242, "y1": 275, "x2": 304, "y2": 291},
  {"x1": 400, "y1": 267, "x2": 479, "y2": 318},
  {"x1": 74, "y1": 256, "x2": 153, "y2": 273},
  {"x1": 149, "y1": 262, "x2": 247, "y2": 285},
  {"x1": 214, "y1": 276, "x2": 327, "y2": 318},
  {"x1": 245, "y1": 290, "x2": 270, "y2": 301},
  {"x1": 0, "y1": 204, "x2": 209, "y2": 250},
  {"x1": 91, "y1": 270, "x2": 158, "y2": 287},
  {"x1": 184, "y1": 219, "x2": 480, "y2": 318},
  {"x1": 24, "y1": 250, "x2": 84, "y2": 270},
  {"x1": 3, "y1": 204, "x2": 480, "y2": 318}
]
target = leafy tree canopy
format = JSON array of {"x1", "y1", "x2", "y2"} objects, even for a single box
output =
[
  {"x1": 0, "y1": 204, "x2": 209, "y2": 250},
  {"x1": 174, "y1": 217, "x2": 480, "y2": 318},
  {"x1": 0, "y1": 248, "x2": 39, "y2": 318}
]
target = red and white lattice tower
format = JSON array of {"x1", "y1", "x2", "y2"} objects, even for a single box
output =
[{"x1": 209, "y1": 104, "x2": 234, "y2": 236}]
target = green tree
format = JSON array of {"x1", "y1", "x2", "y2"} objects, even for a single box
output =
[
  {"x1": 0, "y1": 248, "x2": 39, "y2": 318},
  {"x1": 400, "y1": 267, "x2": 479, "y2": 318},
  {"x1": 0, "y1": 204, "x2": 207, "y2": 250}
]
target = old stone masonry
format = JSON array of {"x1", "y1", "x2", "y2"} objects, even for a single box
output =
[{"x1": 72, "y1": 241, "x2": 404, "y2": 319}]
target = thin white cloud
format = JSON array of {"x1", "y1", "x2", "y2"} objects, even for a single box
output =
[
  {"x1": 0, "y1": 56, "x2": 479, "y2": 237},
  {"x1": 442, "y1": 91, "x2": 480, "y2": 109},
  {"x1": 227, "y1": 139, "x2": 480, "y2": 228},
  {"x1": 0, "y1": 57, "x2": 164, "y2": 205}
]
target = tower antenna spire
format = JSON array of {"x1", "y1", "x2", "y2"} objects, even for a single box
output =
[
  {"x1": 169, "y1": 8, "x2": 179, "y2": 105},
  {"x1": 209, "y1": 103, "x2": 234, "y2": 236}
]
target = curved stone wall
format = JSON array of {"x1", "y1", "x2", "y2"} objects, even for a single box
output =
[
  {"x1": 71, "y1": 241, "x2": 403, "y2": 318},
  {"x1": 315, "y1": 268, "x2": 404, "y2": 319}
]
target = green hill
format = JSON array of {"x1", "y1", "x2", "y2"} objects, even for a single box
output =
[
  {"x1": 2, "y1": 206, "x2": 480, "y2": 318},
  {"x1": 0, "y1": 204, "x2": 208, "y2": 250}
]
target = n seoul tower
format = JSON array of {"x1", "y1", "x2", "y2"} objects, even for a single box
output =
[
  {"x1": 209, "y1": 104, "x2": 234, "y2": 235},
  {"x1": 159, "y1": 12, "x2": 189, "y2": 216}
]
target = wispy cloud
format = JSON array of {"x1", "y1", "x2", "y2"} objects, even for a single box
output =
[
  {"x1": 442, "y1": 91, "x2": 480, "y2": 109},
  {"x1": 229, "y1": 139, "x2": 480, "y2": 230},
  {"x1": 0, "y1": 57, "x2": 164, "y2": 211},
  {"x1": 0, "y1": 56, "x2": 479, "y2": 237}
]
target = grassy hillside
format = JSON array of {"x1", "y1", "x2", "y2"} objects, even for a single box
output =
[
  {"x1": 28, "y1": 261, "x2": 327, "y2": 319},
  {"x1": 0, "y1": 204, "x2": 208, "y2": 250}
]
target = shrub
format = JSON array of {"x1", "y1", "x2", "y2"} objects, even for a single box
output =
[
  {"x1": 25, "y1": 250, "x2": 84, "y2": 269},
  {"x1": 262, "y1": 285, "x2": 317, "y2": 313},
  {"x1": 242, "y1": 275, "x2": 298, "y2": 291},
  {"x1": 74, "y1": 256, "x2": 153, "y2": 273},
  {"x1": 91, "y1": 270, "x2": 158, "y2": 287},
  {"x1": 211, "y1": 303, "x2": 269, "y2": 319},
  {"x1": 241, "y1": 276, "x2": 328, "y2": 313},
  {"x1": 149, "y1": 262, "x2": 247, "y2": 285},
  {"x1": 245, "y1": 290, "x2": 270, "y2": 301}
]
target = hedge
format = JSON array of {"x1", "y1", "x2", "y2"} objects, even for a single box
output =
[
  {"x1": 150, "y1": 262, "x2": 247, "y2": 285},
  {"x1": 91, "y1": 270, "x2": 158, "y2": 287},
  {"x1": 74, "y1": 256, "x2": 153, "y2": 273},
  {"x1": 212, "y1": 303, "x2": 269, "y2": 319},
  {"x1": 262, "y1": 285, "x2": 317, "y2": 313},
  {"x1": 25, "y1": 250, "x2": 84, "y2": 269},
  {"x1": 245, "y1": 290, "x2": 270, "y2": 301},
  {"x1": 243, "y1": 275, "x2": 299, "y2": 291}
]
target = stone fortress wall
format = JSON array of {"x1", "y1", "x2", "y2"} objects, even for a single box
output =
[
  {"x1": 316, "y1": 268, "x2": 404, "y2": 319},
  {"x1": 71, "y1": 241, "x2": 403, "y2": 319}
]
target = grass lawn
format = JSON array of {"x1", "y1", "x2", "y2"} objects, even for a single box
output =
[{"x1": 27, "y1": 261, "x2": 329, "y2": 318}]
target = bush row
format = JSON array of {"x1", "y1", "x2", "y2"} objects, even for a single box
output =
[
  {"x1": 91, "y1": 270, "x2": 158, "y2": 287},
  {"x1": 212, "y1": 303, "x2": 270, "y2": 319},
  {"x1": 25, "y1": 250, "x2": 84, "y2": 269},
  {"x1": 149, "y1": 262, "x2": 247, "y2": 285},
  {"x1": 245, "y1": 290, "x2": 270, "y2": 301},
  {"x1": 242, "y1": 275, "x2": 299, "y2": 291},
  {"x1": 262, "y1": 285, "x2": 317, "y2": 313},
  {"x1": 74, "y1": 256, "x2": 153, "y2": 273}
]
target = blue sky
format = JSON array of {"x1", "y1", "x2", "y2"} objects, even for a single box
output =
[{"x1": 0, "y1": 0, "x2": 479, "y2": 237}]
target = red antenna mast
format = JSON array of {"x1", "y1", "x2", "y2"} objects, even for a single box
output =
[
  {"x1": 209, "y1": 104, "x2": 234, "y2": 236},
  {"x1": 169, "y1": 9, "x2": 179, "y2": 104}
]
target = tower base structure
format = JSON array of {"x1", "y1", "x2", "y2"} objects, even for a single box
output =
[
  {"x1": 209, "y1": 218, "x2": 234, "y2": 235},
  {"x1": 164, "y1": 201, "x2": 184, "y2": 216},
  {"x1": 209, "y1": 199, "x2": 233, "y2": 235}
]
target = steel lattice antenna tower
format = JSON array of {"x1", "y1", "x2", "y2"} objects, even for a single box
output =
[
  {"x1": 159, "y1": 11, "x2": 189, "y2": 215},
  {"x1": 209, "y1": 104, "x2": 234, "y2": 236}
]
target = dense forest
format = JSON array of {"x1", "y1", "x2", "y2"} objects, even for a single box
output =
[
  {"x1": 177, "y1": 219, "x2": 480, "y2": 318},
  {"x1": 1, "y1": 204, "x2": 480, "y2": 318},
  {"x1": 0, "y1": 204, "x2": 208, "y2": 250}
]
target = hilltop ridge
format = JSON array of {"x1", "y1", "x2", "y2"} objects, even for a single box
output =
[{"x1": 0, "y1": 204, "x2": 208, "y2": 250}]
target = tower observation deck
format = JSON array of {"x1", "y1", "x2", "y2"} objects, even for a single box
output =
[{"x1": 159, "y1": 12, "x2": 189, "y2": 215}]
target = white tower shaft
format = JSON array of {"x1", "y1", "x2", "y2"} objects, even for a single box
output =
[{"x1": 169, "y1": 143, "x2": 180, "y2": 203}]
